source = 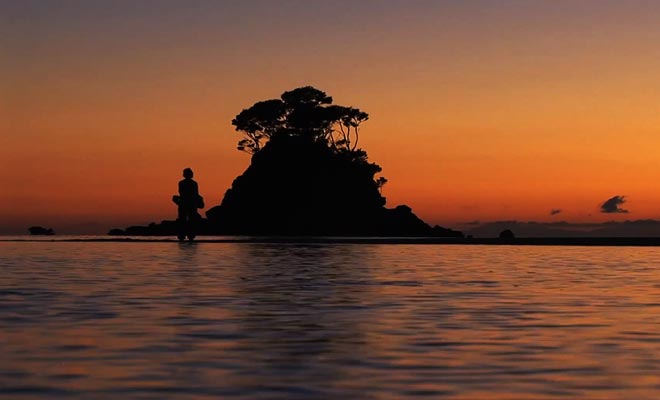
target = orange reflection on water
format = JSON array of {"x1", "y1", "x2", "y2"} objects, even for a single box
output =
[{"x1": 1, "y1": 242, "x2": 659, "y2": 398}]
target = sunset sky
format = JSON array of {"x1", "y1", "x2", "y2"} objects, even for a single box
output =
[{"x1": 2, "y1": 0, "x2": 660, "y2": 234}]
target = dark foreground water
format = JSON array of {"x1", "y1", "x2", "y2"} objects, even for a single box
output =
[{"x1": 1, "y1": 241, "x2": 659, "y2": 399}]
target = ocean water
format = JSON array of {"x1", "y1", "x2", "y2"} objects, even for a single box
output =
[{"x1": 1, "y1": 240, "x2": 659, "y2": 399}]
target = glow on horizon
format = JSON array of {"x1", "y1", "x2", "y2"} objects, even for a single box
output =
[{"x1": 2, "y1": 1, "x2": 660, "y2": 233}]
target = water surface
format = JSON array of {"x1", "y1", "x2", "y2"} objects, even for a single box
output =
[{"x1": 1, "y1": 241, "x2": 659, "y2": 399}]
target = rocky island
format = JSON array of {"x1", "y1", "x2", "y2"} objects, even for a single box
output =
[
  {"x1": 110, "y1": 87, "x2": 462, "y2": 237},
  {"x1": 29, "y1": 226, "x2": 55, "y2": 235}
]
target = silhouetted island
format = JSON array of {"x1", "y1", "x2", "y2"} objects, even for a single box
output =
[
  {"x1": 499, "y1": 229, "x2": 515, "y2": 239},
  {"x1": 29, "y1": 226, "x2": 55, "y2": 235},
  {"x1": 109, "y1": 87, "x2": 463, "y2": 238}
]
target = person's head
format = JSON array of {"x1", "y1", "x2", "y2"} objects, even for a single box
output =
[{"x1": 183, "y1": 168, "x2": 194, "y2": 179}]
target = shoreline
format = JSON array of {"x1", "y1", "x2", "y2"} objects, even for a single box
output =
[{"x1": 4, "y1": 236, "x2": 660, "y2": 246}]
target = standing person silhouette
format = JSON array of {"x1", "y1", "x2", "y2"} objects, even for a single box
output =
[{"x1": 174, "y1": 168, "x2": 203, "y2": 241}]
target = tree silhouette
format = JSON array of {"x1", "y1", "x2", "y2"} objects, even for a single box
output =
[{"x1": 232, "y1": 86, "x2": 369, "y2": 154}]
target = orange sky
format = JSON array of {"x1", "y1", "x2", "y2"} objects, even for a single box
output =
[{"x1": 2, "y1": 1, "x2": 660, "y2": 234}]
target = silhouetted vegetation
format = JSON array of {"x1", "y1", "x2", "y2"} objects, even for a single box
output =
[
  {"x1": 109, "y1": 86, "x2": 463, "y2": 237},
  {"x1": 232, "y1": 86, "x2": 368, "y2": 154}
]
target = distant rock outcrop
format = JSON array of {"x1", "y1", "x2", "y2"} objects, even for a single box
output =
[
  {"x1": 465, "y1": 219, "x2": 660, "y2": 238},
  {"x1": 498, "y1": 229, "x2": 515, "y2": 239},
  {"x1": 109, "y1": 221, "x2": 197, "y2": 236},
  {"x1": 29, "y1": 226, "x2": 55, "y2": 235}
]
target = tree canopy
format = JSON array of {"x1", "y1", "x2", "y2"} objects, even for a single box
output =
[{"x1": 232, "y1": 86, "x2": 369, "y2": 154}]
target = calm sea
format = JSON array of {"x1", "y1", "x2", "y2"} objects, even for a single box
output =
[{"x1": 1, "y1": 239, "x2": 659, "y2": 399}]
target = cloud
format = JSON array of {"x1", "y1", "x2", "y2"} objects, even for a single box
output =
[
  {"x1": 600, "y1": 195, "x2": 629, "y2": 214},
  {"x1": 550, "y1": 209, "x2": 562, "y2": 216}
]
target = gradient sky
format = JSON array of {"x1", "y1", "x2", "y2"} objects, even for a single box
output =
[{"x1": 2, "y1": 0, "x2": 660, "y2": 234}]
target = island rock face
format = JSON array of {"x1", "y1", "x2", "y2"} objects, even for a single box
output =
[{"x1": 205, "y1": 135, "x2": 454, "y2": 236}]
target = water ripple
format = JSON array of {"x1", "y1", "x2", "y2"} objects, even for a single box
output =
[{"x1": 1, "y1": 242, "x2": 659, "y2": 399}]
